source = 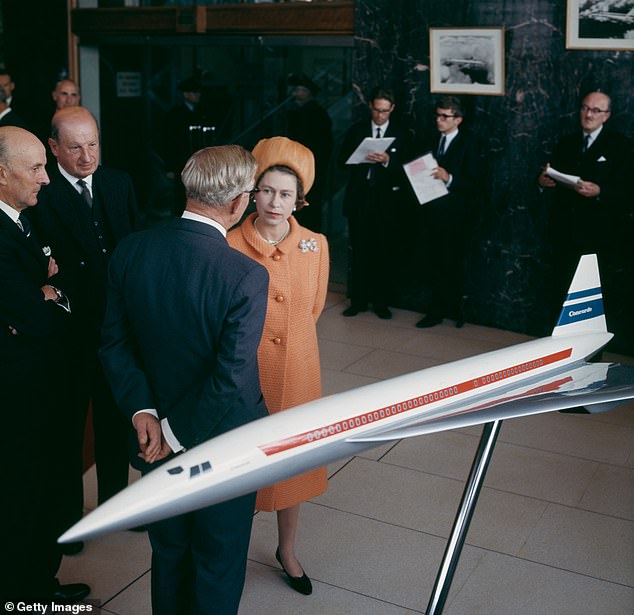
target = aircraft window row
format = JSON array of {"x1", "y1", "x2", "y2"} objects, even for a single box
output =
[
  {"x1": 417, "y1": 384, "x2": 459, "y2": 404},
  {"x1": 304, "y1": 384, "x2": 471, "y2": 445},
  {"x1": 300, "y1": 357, "x2": 553, "y2": 449},
  {"x1": 481, "y1": 359, "x2": 545, "y2": 386},
  {"x1": 307, "y1": 398, "x2": 425, "y2": 443}
]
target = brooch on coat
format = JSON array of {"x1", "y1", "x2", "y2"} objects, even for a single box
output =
[
  {"x1": 298, "y1": 238, "x2": 319, "y2": 253},
  {"x1": 42, "y1": 246, "x2": 52, "y2": 256}
]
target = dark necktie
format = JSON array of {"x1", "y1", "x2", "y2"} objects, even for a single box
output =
[
  {"x1": 17, "y1": 212, "x2": 31, "y2": 237},
  {"x1": 437, "y1": 135, "x2": 446, "y2": 157},
  {"x1": 367, "y1": 127, "x2": 383, "y2": 182},
  {"x1": 77, "y1": 179, "x2": 93, "y2": 208},
  {"x1": 582, "y1": 134, "x2": 590, "y2": 153}
]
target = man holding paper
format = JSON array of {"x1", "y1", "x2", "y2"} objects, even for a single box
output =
[
  {"x1": 339, "y1": 86, "x2": 413, "y2": 320},
  {"x1": 537, "y1": 90, "x2": 631, "y2": 311},
  {"x1": 414, "y1": 96, "x2": 480, "y2": 329}
]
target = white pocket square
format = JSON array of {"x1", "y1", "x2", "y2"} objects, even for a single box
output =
[{"x1": 597, "y1": 156, "x2": 607, "y2": 162}]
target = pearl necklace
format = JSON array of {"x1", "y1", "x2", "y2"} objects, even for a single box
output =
[{"x1": 254, "y1": 217, "x2": 290, "y2": 246}]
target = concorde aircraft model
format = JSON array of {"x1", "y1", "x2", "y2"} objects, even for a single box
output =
[{"x1": 59, "y1": 254, "x2": 634, "y2": 543}]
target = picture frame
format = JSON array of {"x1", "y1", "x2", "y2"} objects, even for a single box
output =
[
  {"x1": 429, "y1": 27, "x2": 505, "y2": 96},
  {"x1": 566, "y1": 0, "x2": 634, "y2": 50}
]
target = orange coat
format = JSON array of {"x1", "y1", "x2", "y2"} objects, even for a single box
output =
[{"x1": 228, "y1": 213, "x2": 329, "y2": 510}]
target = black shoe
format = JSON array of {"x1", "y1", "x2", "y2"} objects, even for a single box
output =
[
  {"x1": 416, "y1": 315, "x2": 442, "y2": 328},
  {"x1": 51, "y1": 582, "x2": 90, "y2": 604},
  {"x1": 342, "y1": 305, "x2": 366, "y2": 317},
  {"x1": 374, "y1": 306, "x2": 392, "y2": 320},
  {"x1": 275, "y1": 547, "x2": 312, "y2": 596},
  {"x1": 60, "y1": 541, "x2": 84, "y2": 556}
]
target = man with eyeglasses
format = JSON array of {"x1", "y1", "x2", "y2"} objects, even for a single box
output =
[
  {"x1": 538, "y1": 90, "x2": 631, "y2": 318},
  {"x1": 339, "y1": 86, "x2": 413, "y2": 320},
  {"x1": 414, "y1": 95, "x2": 480, "y2": 329}
]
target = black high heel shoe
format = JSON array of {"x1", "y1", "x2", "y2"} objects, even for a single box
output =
[{"x1": 275, "y1": 547, "x2": 313, "y2": 595}]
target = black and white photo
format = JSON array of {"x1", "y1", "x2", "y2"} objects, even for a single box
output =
[
  {"x1": 566, "y1": 0, "x2": 634, "y2": 49},
  {"x1": 430, "y1": 28, "x2": 505, "y2": 95}
]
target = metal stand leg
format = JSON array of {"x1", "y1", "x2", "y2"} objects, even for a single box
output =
[{"x1": 425, "y1": 420, "x2": 502, "y2": 615}]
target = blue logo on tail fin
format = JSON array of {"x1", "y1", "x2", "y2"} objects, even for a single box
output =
[
  {"x1": 552, "y1": 254, "x2": 607, "y2": 336},
  {"x1": 556, "y1": 297, "x2": 604, "y2": 327}
]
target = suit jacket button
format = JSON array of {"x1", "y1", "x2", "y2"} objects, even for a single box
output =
[
  {"x1": 80, "y1": 261, "x2": 86, "y2": 267},
  {"x1": 275, "y1": 295, "x2": 284, "y2": 303},
  {"x1": 273, "y1": 254, "x2": 281, "y2": 261},
  {"x1": 273, "y1": 337, "x2": 282, "y2": 345}
]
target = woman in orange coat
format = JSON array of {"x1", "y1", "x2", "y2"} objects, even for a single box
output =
[{"x1": 228, "y1": 137, "x2": 329, "y2": 595}]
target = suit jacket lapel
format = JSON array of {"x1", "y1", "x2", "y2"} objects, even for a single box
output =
[
  {"x1": 585, "y1": 129, "x2": 606, "y2": 156},
  {"x1": 440, "y1": 131, "x2": 461, "y2": 163},
  {"x1": 0, "y1": 209, "x2": 48, "y2": 270},
  {"x1": 45, "y1": 168, "x2": 94, "y2": 253}
]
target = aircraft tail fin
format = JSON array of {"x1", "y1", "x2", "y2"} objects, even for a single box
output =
[{"x1": 552, "y1": 254, "x2": 607, "y2": 337}]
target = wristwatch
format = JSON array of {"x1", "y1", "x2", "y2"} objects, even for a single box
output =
[{"x1": 52, "y1": 286, "x2": 63, "y2": 302}]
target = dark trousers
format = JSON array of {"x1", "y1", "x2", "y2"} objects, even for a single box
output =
[
  {"x1": 57, "y1": 347, "x2": 131, "y2": 533},
  {"x1": 420, "y1": 200, "x2": 468, "y2": 319},
  {"x1": 4, "y1": 471, "x2": 62, "y2": 601},
  {"x1": 347, "y1": 200, "x2": 393, "y2": 311},
  {"x1": 90, "y1": 357, "x2": 131, "y2": 504},
  {"x1": 149, "y1": 492, "x2": 256, "y2": 615},
  {"x1": 2, "y1": 379, "x2": 65, "y2": 601}
]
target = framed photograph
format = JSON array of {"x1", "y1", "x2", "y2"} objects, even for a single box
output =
[
  {"x1": 429, "y1": 27, "x2": 505, "y2": 96},
  {"x1": 566, "y1": 0, "x2": 634, "y2": 50}
]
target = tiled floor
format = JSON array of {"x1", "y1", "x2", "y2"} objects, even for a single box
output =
[{"x1": 59, "y1": 290, "x2": 634, "y2": 615}]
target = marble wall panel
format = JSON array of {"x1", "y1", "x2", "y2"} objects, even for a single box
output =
[{"x1": 349, "y1": 0, "x2": 633, "y2": 351}]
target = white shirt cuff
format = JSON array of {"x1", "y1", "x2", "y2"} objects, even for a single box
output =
[{"x1": 161, "y1": 417, "x2": 185, "y2": 453}]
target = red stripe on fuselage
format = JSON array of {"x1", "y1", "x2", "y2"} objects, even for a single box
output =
[{"x1": 259, "y1": 348, "x2": 573, "y2": 456}]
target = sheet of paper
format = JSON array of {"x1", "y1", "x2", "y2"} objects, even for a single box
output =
[
  {"x1": 403, "y1": 153, "x2": 448, "y2": 205},
  {"x1": 546, "y1": 166, "x2": 581, "y2": 187},
  {"x1": 345, "y1": 137, "x2": 396, "y2": 164}
]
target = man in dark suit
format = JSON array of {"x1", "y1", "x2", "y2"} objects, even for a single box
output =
[
  {"x1": 99, "y1": 145, "x2": 269, "y2": 615},
  {"x1": 339, "y1": 86, "x2": 413, "y2": 319},
  {"x1": 162, "y1": 75, "x2": 216, "y2": 215},
  {"x1": 0, "y1": 70, "x2": 17, "y2": 112},
  {"x1": 286, "y1": 73, "x2": 333, "y2": 232},
  {"x1": 538, "y1": 90, "x2": 631, "y2": 312},
  {"x1": 415, "y1": 96, "x2": 480, "y2": 329},
  {"x1": 51, "y1": 79, "x2": 81, "y2": 111},
  {"x1": 0, "y1": 126, "x2": 89, "y2": 603},
  {"x1": 28, "y1": 106, "x2": 140, "y2": 549},
  {"x1": 0, "y1": 86, "x2": 29, "y2": 130}
]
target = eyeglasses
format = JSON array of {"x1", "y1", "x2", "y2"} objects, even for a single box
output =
[
  {"x1": 580, "y1": 104, "x2": 609, "y2": 115},
  {"x1": 435, "y1": 113, "x2": 457, "y2": 120}
]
